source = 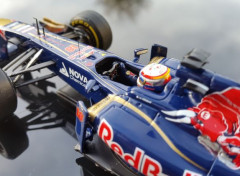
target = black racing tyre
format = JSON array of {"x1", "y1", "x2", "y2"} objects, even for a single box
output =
[
  {"x1": 0, "y1": 68, "x2": 17, "y2": 122},
  {"x1": 0, "y1": 115, "x2": 28, "y2": 159},
  {"x1": 70, "y1": 10, "x2": 112, "y2": 50}
]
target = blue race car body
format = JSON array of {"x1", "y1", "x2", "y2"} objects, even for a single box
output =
[{"x1": 0, "y1": 16, "x2": 240, "y2": 176}]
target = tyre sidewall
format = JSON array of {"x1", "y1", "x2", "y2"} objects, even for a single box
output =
[{"x1": 0, "y1": 69, "x2": 17, "y2": 122}]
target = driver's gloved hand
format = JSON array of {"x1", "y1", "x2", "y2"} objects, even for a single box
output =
[
  {"x1": 119, "y1": 62, "x2": 137, "y2": 86},
  {"x1": 119, "y1": 62, "x2": 127, "y2": 76}
]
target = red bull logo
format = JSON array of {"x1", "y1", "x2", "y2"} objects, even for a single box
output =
[
  {"x1": 98, "y1": 119, "x2": 162, "y2": 176},
  {"x1": 163, "y1": 87, "x2": 240, "y2": 169}
]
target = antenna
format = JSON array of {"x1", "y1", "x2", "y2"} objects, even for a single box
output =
[
  {"x1": 42, "y1": 27, "x2": 45, "y2": 38},
  {"x1": 33, "y1": 17, "x2": 40, "y2": 35}
]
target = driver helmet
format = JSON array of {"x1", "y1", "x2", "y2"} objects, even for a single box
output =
[{"x1": 137, "y1": 63, "x2": 171, "y2": 92}]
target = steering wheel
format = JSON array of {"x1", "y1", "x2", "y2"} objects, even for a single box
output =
[{"x1": 102, "y1": 62, "x2": 120, "y2": 80}]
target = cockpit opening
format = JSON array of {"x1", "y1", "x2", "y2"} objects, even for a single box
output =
[{"x1": 95, "y1": 57, "x2": 140, "y2": 86}]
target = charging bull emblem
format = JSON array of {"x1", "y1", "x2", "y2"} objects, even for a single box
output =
[{"x1": 163, "y1": 87, "x2": 240, "y2": 169}]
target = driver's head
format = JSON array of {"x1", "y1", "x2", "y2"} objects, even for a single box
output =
[{"x1": 137, "y1": 63, "x2": 171, "y2": 92}]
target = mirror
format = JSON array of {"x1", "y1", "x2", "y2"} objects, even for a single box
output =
[{"x1": 133, "y1": 48, "x2": 148, "y2": 63}]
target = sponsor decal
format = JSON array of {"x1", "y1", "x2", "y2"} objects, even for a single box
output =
[
  {"x1": 183, "y1": 170, "x2": 202, "y2": 176},
  {"x1": 68, "y1": 46, "x2": 94, "y2": 60},
  {"x1": 69, "y1": 67, "x2": 88, "y2": 86},
  {"x1": 44, "y1": 36, "x2": 65, "y2": 47},
  {"x1": 79, "y1": 50, "x2": 94, "y2": 60},
  {"x1": 59, "y1": 62, "x2": 88, "y2": 87},
  {"x1": 76, "y1": 106, "x2": 84, "y2": 122},
  {"x1": 59, "y1": 62, "x2": 69, "y2": 77},
  {"x1": 98, "y1": 119, "x2": 162, "y2": 176},
  {"x1": 163, "y1": 87, "x2": 240, "y2": 169},
  {"x1": 65, "y1": 44, "x2": 78, "y2": 53},
  {"x1": 84, "y1": 61, "x2": 94, "y2": 67}
]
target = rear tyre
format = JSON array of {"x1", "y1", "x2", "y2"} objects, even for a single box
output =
[
  {"x1": 0, "y1": 68, "x2": 17, "y2": 122},
  {"x1": 70, "y1": 10, "x2": 112, "y2": 50}
]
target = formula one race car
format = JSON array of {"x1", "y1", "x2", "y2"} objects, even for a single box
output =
[{"x1": 0, "y1": 10, "x2": 240, "y2": 176}]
